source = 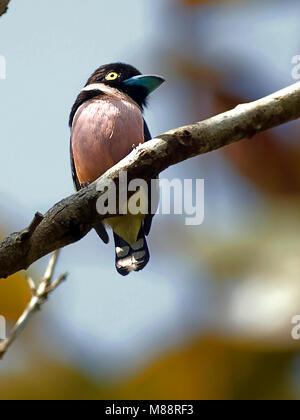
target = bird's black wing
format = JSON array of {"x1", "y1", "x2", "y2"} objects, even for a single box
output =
[
  {"x1": 143, "y1": 121, "x2": 159, "y2": 236},
  {"x1": 70, "y1": 136, "x2": 109, "y2": 244},
  {"x1": 70, "y1": 138, "x2": 81, "y2": 191}
]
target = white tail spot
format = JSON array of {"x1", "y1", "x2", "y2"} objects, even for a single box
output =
[{"x1": 116, "y1": 246, "x2": 130, "y2": 258}]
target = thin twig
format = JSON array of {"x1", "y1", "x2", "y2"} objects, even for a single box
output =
[{"x1": 0, "y1": 250, "x2": 67, "y2": 360}]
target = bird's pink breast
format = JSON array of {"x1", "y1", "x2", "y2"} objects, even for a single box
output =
[{"x1": 71, "y1": 96, "x2": 144, "y2": 185}]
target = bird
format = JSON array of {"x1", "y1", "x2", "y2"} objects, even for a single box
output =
[{"x1": 69, "y1": 63, "x2": 165, "y2": 276}]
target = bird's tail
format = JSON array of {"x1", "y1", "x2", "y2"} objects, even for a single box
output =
[{"x1": 113, "y1": 227, "x2": 150, "y2": 276}]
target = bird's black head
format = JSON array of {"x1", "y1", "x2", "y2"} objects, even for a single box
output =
[
  {"x1": 69, "y1": 63, "x2": 164, "y2": 127},
  {"x1": 86, "y1": 62, "x2": 165, "y2": 108}
]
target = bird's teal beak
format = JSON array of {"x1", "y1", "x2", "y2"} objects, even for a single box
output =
[{"x1": 123, "y1": 74, "x2": 165, "y2": 96}]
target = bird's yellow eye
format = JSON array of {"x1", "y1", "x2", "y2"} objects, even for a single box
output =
[{"x1": 105, "y1": 72, "x2": 119, "y2": 81}]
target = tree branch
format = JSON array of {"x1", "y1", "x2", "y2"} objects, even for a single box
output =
[
  {"x1": 0, "y1": 0, "x2": 11, "y2": 17},
  {"x1": 0, "y1": 250, "x2": 67, "y2": 359},
  {"x1": 1, "y1": 81, "x2": 300, "y2": 279}
]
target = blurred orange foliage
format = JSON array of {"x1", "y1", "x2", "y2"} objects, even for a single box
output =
[
  {"x1": 0, "y1": 336, "x2": 296, "y2": 400},
  {"x1": 0, "y1": 273, "x2": 31, "y2": 320},
  {"x1": 214, "y1": 91, "x2": 300, "y2": 196},
  {"x1": 112, "y1": 337, "x2": 296, "y2": 400}
]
